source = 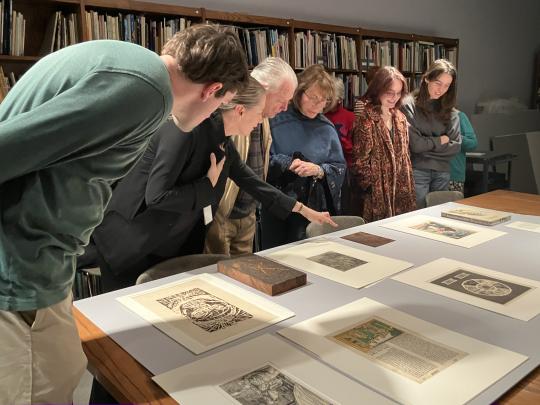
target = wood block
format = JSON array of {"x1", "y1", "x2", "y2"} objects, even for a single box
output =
[
  {"x1": 341, "y1": 231, "x2": 394, "y2": 247},
  {"x1": 217, "y1": 254, "x2": 306, "y2": 296}
]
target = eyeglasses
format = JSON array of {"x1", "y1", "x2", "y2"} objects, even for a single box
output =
[
  {"x1": 383, "y1": 91, "x2": 402, "y2": 98},
  {"x1": 304, "y1": 91, "x2": 332, "y2": 105}
]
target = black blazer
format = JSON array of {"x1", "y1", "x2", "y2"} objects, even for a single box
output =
[{"x1": 93, "y1": 113, "x2": 295, "y2": 275}]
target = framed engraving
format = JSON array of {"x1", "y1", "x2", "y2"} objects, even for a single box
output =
[
  {"x1": 393, "y1": 258, "x2": 540, "y2": 321},
  {"x1": 117, "y1": 274, "x2": 294, "y2": 354},
  {"x1": 381, "y1": 214, "x2": 506, "y2": 248},
  {"x1": 152, "y1": 334, "x2": 394, "y2": 405}
]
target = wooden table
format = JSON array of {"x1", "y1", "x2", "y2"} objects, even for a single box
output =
[{"x1": 74, "y1": 190, "x2": 540, "y2": 404}]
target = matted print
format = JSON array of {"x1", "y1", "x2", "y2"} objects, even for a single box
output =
[
  {"x1": 430, "y1": 270, "x2": 531, "y2": 305},
  {"x1": 307, "y1": 251, "x2": 367, "y2": 272},
  {"x1": 156, "y1": 287, "x2": 253, "y2": 332},
  {"x1": 152, "y1": 334, "x2": 394, "y2": 405},
  {"x1": 266, "y1": 240, "x2": 412, "y2": 288},
  {"x1": 330, "y1": 317, "x2": 466, "y2": 384},
  {"x1": 219, "y1": 364, "x2": 330, "y2": 405},
  {"x1": 278, "y1": 298, "x2": 528, "y2": 405},
  {"x1": 117, "y1": 274, "x2": 293, "y2": 354},
  {"x1": 410, "y1": 220, "x2": 475, "y2": 239},
  {"x1": 506, "y1": 221, "x2": 540, "y2": 233},
  {"x1": 393, "y1": 258, "x2": 540, "y2": 321},
  {"x1": 381, "y1": 214, "x2": 506, "y2": 248}
]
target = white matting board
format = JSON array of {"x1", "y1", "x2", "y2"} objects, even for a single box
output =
[
  {"x1": 392, "y1": 258, "x2": 540, "y2": 321},
  {"x1": 75, "y1": 202, "x2": 540, "y2": 405},
  {"x1": 117, "y1": 273, "x2": 294, "y2": 354},
  {"x1": 278, "y1": 298, "x2": 527, "y2": 405},
  {"x1": 266, "y1": 240, "x2": 413, "y2": 288},
  {"x1": 153, "y1": 334, "x2": 396, "y2": 405},
  {"x1": 380, "y1": 214, "x2": 506, "y2": 248}
]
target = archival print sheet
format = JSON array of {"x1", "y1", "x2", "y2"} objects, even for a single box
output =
[
  {"x1": 152, "y1": 334, "x2": 395, "y2": 405},
  {"x1": 381, "y1": 214, "x2": 506, "y2": 248},
  {"x1": 393, "y1": 258, "x2": 540, "y2": 321},
  {"x1": 117, "y1": 273, "x2": 294, "y2": 354},
  {"x1": 278, "y1": 298, "x2": 527, "y2": 405},
  {"x1": 266, "y1": 240, "x2": 413, "y2": 288},
  {"x1": 505, "y1": 221, "x2": 540, "y2": 233}
]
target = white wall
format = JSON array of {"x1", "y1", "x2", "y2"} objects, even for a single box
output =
[{"x1": 148, "y1": 0, "x2": 540, "y2": 115}]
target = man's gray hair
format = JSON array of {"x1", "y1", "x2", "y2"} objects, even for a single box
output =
[
  {"x1": 333, "y1": 76, "x2": 345, "y2": 101},
  {"x1": 251, "y1": 57, "x2": 298, "y2": 93}
]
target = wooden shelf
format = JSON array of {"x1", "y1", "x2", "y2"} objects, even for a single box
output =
[
  {"x1": 295, "y1": 67, "x2": 359, "y2": 74},
  {"x1": 84, "y1": 0, "x2": 202, "y2": 17},
  {"x1": 205, "y1": 10, "x2": 291, "y2": 28},
  {"x1": 0, "y1": 55, "x2": 41, "y2": 62},
  {"x1": 361, "y1": 29, "x2": 414, "y2": 41},
  {"x1": 1, "y1": 0, "x2": 460, "y2": 98},
  {"x1": 292, "y1": 19, "x2": 359, "y2": 36}
]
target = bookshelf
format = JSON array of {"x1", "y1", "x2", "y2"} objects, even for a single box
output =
[
  {"x1": 204, "y1": 9, "x2": 292, "y2": 67},
  {"x1": 0, "y1": 0, "x2": 458, "y2": 109}
]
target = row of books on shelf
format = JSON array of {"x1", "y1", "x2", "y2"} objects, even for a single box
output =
[
  {"x1": 1, "y1": 0, "x2": 25, "y2": 56},
  {"x1": 361, "y1": 39, "x2": 458, "y2": 73},
  {"x1": 361, "y1": 40, "x2": 414, "y2": 72},
  {"x1": 0, "y1": 65, "x2": 16, "y2": 101},
  {"x1": 85, "y1": 10, "x2": 192, "y2": 53},
  {"x1": 416, "y1": 41, "x2": 457, "y2": 72},
  {"x1": 40, "y1": 11, "x2": 79, "y2": 55},
  {"x1": 295, "y1": 30, "x2": 358, "y2": 70},
  {"x1": 335, "y1": 73, "x2": 363, "y2": 110},
  {"x1": 235, "y1": 27, "x2": 290, "y2": 66}
]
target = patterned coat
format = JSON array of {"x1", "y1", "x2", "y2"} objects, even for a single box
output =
[{"x1": 350, "y1": 101, "x2": 416, "y2": 222}]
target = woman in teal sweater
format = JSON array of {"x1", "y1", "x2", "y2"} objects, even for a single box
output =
[{"x1": 449, "y1": 111, "x2": 478, "y2": 193}]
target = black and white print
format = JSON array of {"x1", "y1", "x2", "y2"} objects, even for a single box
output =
[
  {"x1": 307, "y1": 251, "x2": 367, "y2": 272},
  {"x1": 219, "y1": 364, "x2": 332, "y2": 405},
  {"x1": 431, "y1": 269, "x2": 532, "y2": 304},
  {"x1": 157, "y1": 288, "x2": 253, "y2": 332}
]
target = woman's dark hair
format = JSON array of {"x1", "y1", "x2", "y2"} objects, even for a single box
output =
[
  {"x1": 414, "y1": 59, "x2": 457, "y2": 122},
  {"x1": 362, "y1": 66, "x2": 408, "y2": 111}
]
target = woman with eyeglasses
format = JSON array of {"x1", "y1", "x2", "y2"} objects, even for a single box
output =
[
  {"x1": 350, "y1": 66, "x2": 416, "y2": 222},
  {"x1": 401, "y1": 59, "x2": 461, "y2": 207},
  {"x1": 260, "y1": 64, "x2": 346, "y2": 249}
]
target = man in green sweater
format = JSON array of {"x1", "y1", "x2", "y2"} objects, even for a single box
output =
[{"x1": 0, "y1": 25, "x2": 248, "y2": 404}]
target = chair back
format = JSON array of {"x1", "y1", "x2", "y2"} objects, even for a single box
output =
[
  {"x1": 305, "y1": 215, "x2": 365, "y2": 238},
  {"x1": 135, "y1": 254, "x2": 229, "y2": 284},
  {"x1": 425, "y1": 190, "x2": 464, "y2": 207}
]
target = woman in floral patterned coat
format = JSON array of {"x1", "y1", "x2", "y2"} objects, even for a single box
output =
[{"x1": 350, "y1": 66, "x2": 416, "y2": 222}]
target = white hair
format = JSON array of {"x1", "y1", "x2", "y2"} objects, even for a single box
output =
[
  {"x1": 251, "y1": 57, "x2": 298, "y2": 93},
  {"x1": 333, "y1": 77, "x2": 345, "y2": 101}
]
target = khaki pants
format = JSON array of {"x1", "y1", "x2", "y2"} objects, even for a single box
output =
[
  {"x1": 0, "y1": 292, "x2": 87, "y2": 405},
  {"x1": 205, "y1": 210, "x2": 256, "y2": 256}
]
